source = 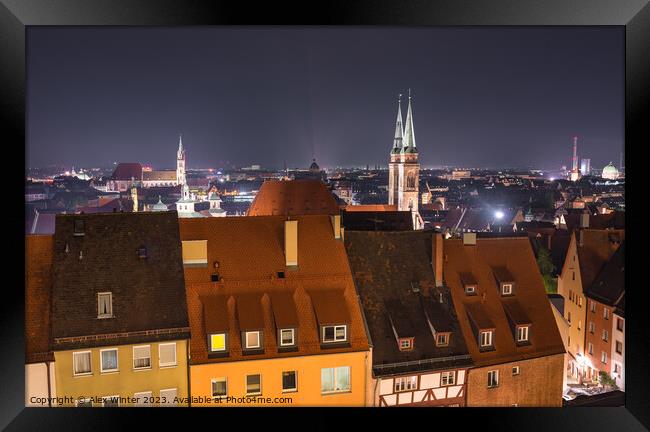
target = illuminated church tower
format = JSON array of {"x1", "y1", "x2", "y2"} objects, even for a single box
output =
[
  {"x1": 388, "y1": 91, "x2": 422, "y2": 229},
  {"x1": 176, "y1": 134, "x2": 186, "y2": 186}
]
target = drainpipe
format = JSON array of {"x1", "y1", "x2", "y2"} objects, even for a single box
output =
[
  {"x1": 186, "y1": 340, "x2": 191, "y2": 407},
  {"x1": 46, "y1": 361, "x2": 52, "y2": 407}
]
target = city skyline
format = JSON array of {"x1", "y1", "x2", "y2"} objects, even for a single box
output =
[{"x1": 27, "y1": 27, "x2": 624, "y2": 170}]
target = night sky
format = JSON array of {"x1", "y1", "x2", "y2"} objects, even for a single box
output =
[{"x1": 27, "y1": 27, "x2": 624, "y2": 171}]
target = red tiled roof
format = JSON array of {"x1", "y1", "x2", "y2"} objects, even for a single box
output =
[
  {"x1": 246, "y1": 180, "x2": 339, "y2": 216},
  {"x1": 344, "y1": 204, "x2": 397, "y2": 212},
  {"x1": 444, "y1": 237, "x2": 565, "y2": 367},
  {"x1": 111, "y1": 163, "x2": 143, "y2": 181},
  {"x1": 25, "y1": 235, "x2": 54, "y2": 363},
  {"x1": 179, "y1": 215, "x2": 369, "y2": 364}
]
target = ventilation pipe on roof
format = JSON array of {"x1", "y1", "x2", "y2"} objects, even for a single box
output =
[
  {"x1": 433, "y1": 232, "x2": 444, "y2": 287},
  {"x1": 285, "y1": 220, "x2": 298, "y2": 267},
  {"x1": 463, "y1": 232, "x2": 476, "y2": 245}
]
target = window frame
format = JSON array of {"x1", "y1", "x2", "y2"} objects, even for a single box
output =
[
  {"x1": 158, "y1": 342, "x2": 177, "y2": 368},
  {"x1": 132, "y1": 345, "x2": 152, "y2": 370},
  {"x1": 479, "y1": 330, "x2": 494, "y2": 348},
  {"x1": 602, "y1": 329, "x2": 609, "y2": 342},
  {"x1": 133, "y1": 391, "x2": 152, "y2": 407},
  {"x1": 97, "y1": 292, "x2": 113, "y2": 319},
  {"x1": 101, "y1": 395, "x2": 120, "y2": 407},
  {"x1": 588, "y1": 342, "x2": 594, "y2": 355},
  {"x1": 99, "y1": 348, "x2": 119, "y2": 374},
  {"x1": 245, "y1": 373, "x2": 262, "y2": 396},
  {"x1": 441, "y1": 371, "x2": 456, "y2": 386},
  {"x1": 516, "y1": 325, "x2": 530, "y2": 343},
  {"x1": 279, "y1": 328, "x2": 296, "y2": 347},
  {"x1": 465, "y1": 284, "x2": 477, "y2": 295},
  {"x1": 211, "y1": 378, "x2": 228, "y2": 398},
  {"x1": 604, "y1": 308, "x2": 610, "y2": 320},
  {"x1": 436, "y1": 332, "x2": 450, "y2": 347},
  {"x1": 72, "y1": 350, "x2": 92, "y2": 376},
  {"x1": 512, "y1": 366, "x2": 520, "y2": 376},
  {"x1": 282, "y1": 370, "x2": 298, "y2": 393},
  {"x1": 159, "y1": 388, "x2": 178, "y2": 406},
  {"x1": 321, "y1": 366, "x2": 351, "y2": 395},
  {"x1": 601, "y1": 351, "x2": 608, "y2": 364},
  {"x1": 394, "y1": 375, "x2": 418, "y2": 392},
  {"x1": 487, "y1": 370, "x2": 499, "y2": 388},
  {"x1": 615, "y1": 340, "x2": 623, "y2": 354},
  {"x1": 617, "y1": 318, "x2": 624, "y2": 332},
  {"x1": 399, "y1": 337, "x2": 414, "y2": 351},
  {"x1": 322, "y1": 325, "x2": 347, "y2": 343},
  {"x1": 244, "y1": 330, "x2": 262, "y2": 350},
  {"x1": 208, "y1": 332, "x2": 228, "y2": 353},
  {"x1": 501, "y1": 283, "x2": 513, "y2": 296}
]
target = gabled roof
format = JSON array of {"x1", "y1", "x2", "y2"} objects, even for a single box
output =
[
  {"x1": 586, "y1": 241, "x2": 624, "y2": 311},
  {"x1": 575, "y1": 229, "x2": 625, "y2": 292},
  {"x1": 246, "y1": 179, "x2": 339, "y2": 216},
  {"x1": 179, "y1": 215, "x2": 369, "y2": 364},
  {"x1": 111, "y1": 163, "x2": 142, "y2": 181},
  {"x1": 50, "y1": 212, "x2": 189, "y2": 350},
  {"x1": 444, "y1": 237, "x2": 565, "y2": 367},
  {"x1": 344, "y1": 230, "x2": 472, "y2": 377},
  {"x1": 25, "y1": 235, "x2": 54, "y2": 363}
]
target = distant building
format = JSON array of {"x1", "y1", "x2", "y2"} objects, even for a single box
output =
[
  {"x1": 601, "y1": 163, "x2": 619, "y2": 180},
  {"x1": 580, "y1": 159, "x2": 591, "y2": 176},
  {"x1": 387, "y1": 93, "x2": 423, "y2": 229},
  {"x1": 247, "y1": 179, "x2": 339, "y2": 216},
  {"x1": 569, "y1": 137, "x2": 581, "y2": 182}
]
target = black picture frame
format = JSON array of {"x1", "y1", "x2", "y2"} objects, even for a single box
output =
[{"x1": 2, "y1": 0, "x2": 648, "y2": 430}]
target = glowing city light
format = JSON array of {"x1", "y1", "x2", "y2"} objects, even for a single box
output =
[{"x1": 495, "y1": 211, "x2": 504, "y2": 219}]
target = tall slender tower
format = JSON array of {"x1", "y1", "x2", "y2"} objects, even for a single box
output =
[
  {"x1": 398, "y1": 90, "x2": 421, "y2": 228},
  {"x1": 388, "y1": 95, "x2": 404, "y2": 206},
  {"x1": 131, "y1": 182, "x2": 138, "y2": 212},
  {"x1": 176, "y1": 134, "x2": 186, "y2": 186},
  {"x1": 570, "y1": 136, "x2": 580, "y2": 181}
]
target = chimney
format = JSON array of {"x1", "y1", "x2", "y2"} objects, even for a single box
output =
[
  {"x1": 284, "y1": 220, "x2": 298, "y2": 267},
  {"x1": 330, "y1": 214, "x2": 341, "y2": 239},
  {"x1": 580, "y1": 213, "x2": 589, "y2": 229},
  {"x1": 433, "y1": 232, "x2": 444, "y2": 287},
  {"x1": 463, "y1": 232, "x2": 476, "y2": 246}
]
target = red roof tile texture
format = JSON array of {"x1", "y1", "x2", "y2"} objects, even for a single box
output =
[
  {"x1": 178, "y1": 215, "x2": 369, "y2": 365},
  {"x1": 444, "y1": 237, "x2": 565, "y2": 367},
  {"x1": 25, "y1": 235, "x2": 54, "y2": 363},
  {"x1": 246, "y1": 180, "x2": 339, "y2": 216}
]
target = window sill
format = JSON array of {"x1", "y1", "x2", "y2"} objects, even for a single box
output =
[
  {"x1": 100, "y1": 370, "x2": 119, "y2": 375},
  {"x1": 97, "y1": 316, "x2": 114, "y2": 320},
  {"x1": 133, "y1": 367, "x2": 152, "y2": 372},
  {"x1": 159, "y1": 364, "x2": 178, "y2": 369},
  {"x1": 282, "y1": 389, "x2": 298, "y2": 394},
  {"x1": 73, "y1": 373, "x2": 93, "y2": 378},
  {"x1": 246, "y1": 392, "x2": 262, "y2": 397},
  {"x1": 487, "y1": 386, "x2": 499, "y2": 390},
  {"x1": 321, "y1": 390, "x2": 351, "y2": 396}
]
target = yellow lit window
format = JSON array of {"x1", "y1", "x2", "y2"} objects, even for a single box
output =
[{"x1": 210, "y1": 333, "x2": 226, "y2": 352}]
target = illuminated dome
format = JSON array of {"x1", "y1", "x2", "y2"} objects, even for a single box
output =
[{"x1": 601, "y1": 162, "x2": 619, "y2": 180}]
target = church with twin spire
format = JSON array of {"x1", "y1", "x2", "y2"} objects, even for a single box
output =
[{"x1": 388, "y1": 91, "x2": 423, "y2": 229}]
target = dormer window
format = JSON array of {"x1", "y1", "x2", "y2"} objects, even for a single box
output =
[
  {"x1": 279, "y1": 328, "x2": 296, "y2": 347},
  {"x1": 137, "y1": 246, "x2": 147, "y2": 259},
  {"x1": 243, "y1": 331, "x2": 262, "y2": 350},
  {"x1": 97, "y1": 292, "x2": 113, "y2": 319},
  {"x1": 479, "y1": 330, "x2": 494, "y2": 349},
  {"x1": 209, "y1": 333, "x2": 228, "y2": 352},
  {"x1": 73, "y1": 219, "x2": 85, "y2": 236},
  {"x1": 398, "y1": 337, "x2": 414, "y2": 351},
  {"x1": 501, "y1": 283, "x2": 513, "y2": 296},
  {"x1": 322, "y1": 325, "x2": 347, "y2": 343},
  {"x1": 465, "y1": 285, "x2": 477, "y2": 295},
  {"x1": 436, "y1": 332, "x2": 450, "y2": 347},
  {"x1": 516, "y1": 325, "x2": 530, "y2": 343}
]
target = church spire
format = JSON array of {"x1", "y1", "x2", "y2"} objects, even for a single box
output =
[
  {"x1": 402, "y1": 89, "x2": 417, "y2": 153},
  {"x1": 391, "y1": 94, "x2": 404, "y2": 154},
  {"x1": 178, "y1": 134, "x2": 183, "y2": 152}
]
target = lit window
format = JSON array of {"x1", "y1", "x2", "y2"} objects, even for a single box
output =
[
  {"x1": 159, "y1": 343, "x2": 177, "y2": 367},
  {"x1": 209, "y1": 333, "x2": 227, "y2": 352},
  {"x1": 244, "y1": 331, "x2": 261, "y2": 349},
  {"x1": 100, "y1": 348, "x2": 118, "y2": 373},
  {"x1": 394, "y1": 376, "x2": 418, "y2": 392},
  {"x1": 578, "y1": 297, "x2": 583, "y2": 307},
  {"x1": 465, "y1": 285, "x2": 476, "y2": 295},
  {"x1": 577, "y1": 321, "x2": 581, "y2": 331},
  {"x1": 137, "y1": 246, "x2": 147, "y2": 259},
  {"x1": 246, "y1": 374, "x2": 262, "y2": 395},
  {"x1": 502, "y1": 284, "x2": 513, "y2": 295},
  {"x1": 590, "y1": 302, "x2": 596, "y2": 313},
  {"x1": 282, "y1": 371, "x2": 297, "y2": 392},
  {"x1": 589, "y1": 322, "x2": 595, "y2": 333},
  {"x1": 133, "y1": 345, "x2": 151, "y2": 369},
  {"x1": 321, "y1": 366, "x2": 351, "y2": 394},
  {"x1": 588, "y1": 343, "x2": 594, "y2": 355},
  {"x1": 211, "y1": 378, "x2": 227, "y2": 398},
  {"x1": 322, "y1": 325, "x2": 347, "y2": 343},
  {"x1": 436, "y1": 333, "x2": 450, "y2": 347},
  {"x1": 601, "y1": 352, "x2": 608, "y2": 364},
  {"x1": 399, "y1": 338, "x2": 413, "y2": 350},
  {"x1": 487, "y1": 370, "x2": 499, "y2": 388},
  {"x1": 602, "y1": 330, "x2": 609, "y2": 342},
  {"x1": 97, "y1": 292, "x2": 113, "y2": 318},
  {"x1": 279, "y1": 329, "x2": 295, "y2": 346},
  {"x1": 512, "y1": 366, "x2": 520, "y2": 376},
  {"x1": 604, "y1": 308, "x2": 610, "y2": 320},
  {"x1": 480, "y1": 330, "x2": 493, "y2": 348},
  {"x1": 73, "y1": 351, "x2": 92, "y2": 376},
  {"x1": 441, "y1": 371, "x2": 456, "y2": 386}
]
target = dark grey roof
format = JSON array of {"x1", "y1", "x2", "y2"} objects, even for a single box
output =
[
  {"x1": 345, "y1": 230, "x2": 472, "y2": 377},
  {"x1": 51, "y1": 212, "x2": 189, "y2": 350},
  {"x1": 586, "y1": 241, "x2": 625, "y2": 314}
]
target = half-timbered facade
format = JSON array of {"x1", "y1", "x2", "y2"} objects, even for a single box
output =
[{"x1": 345, "y1": 230, "x2": 473, "y2": 407}]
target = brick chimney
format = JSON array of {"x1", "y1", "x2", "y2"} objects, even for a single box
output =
[
  {"x1": 285, "y1": 220, "x2": 298, "y2": 267},
  {"x1": 580, "y1": 212, "x2": 590, "y2": 229},
  {"x1": 433, "y1": 232, "x2": 444, "y2": 287},
  {"x1": 330, "y1": 214, "x2": 341, "y2": 239}
]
